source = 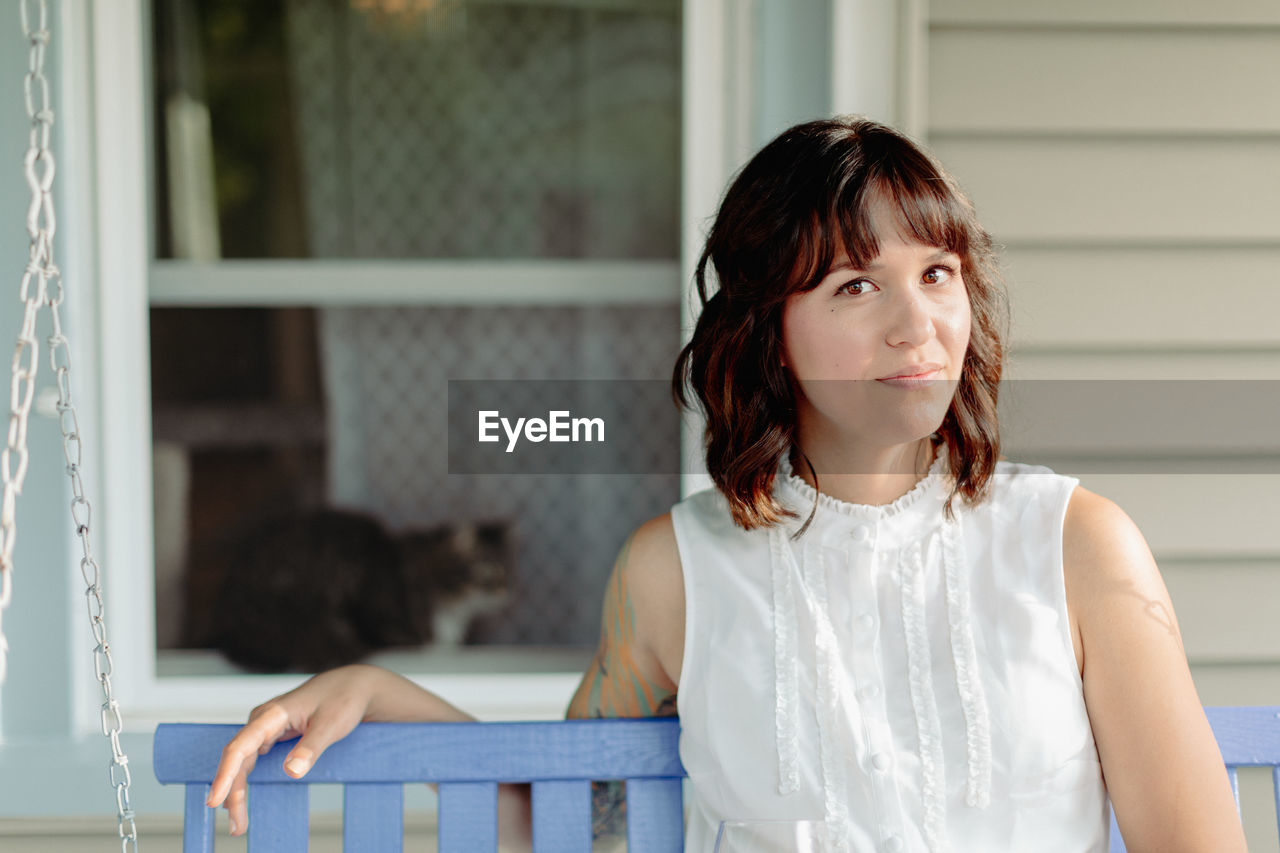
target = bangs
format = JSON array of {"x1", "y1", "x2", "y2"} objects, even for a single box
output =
[{"x1": 788, "y1": 141, "x2": 976, "y2": 293}]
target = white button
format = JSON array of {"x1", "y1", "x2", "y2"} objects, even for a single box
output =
[
  {"x1": 857, "y1": 684, "x2": 880, "y2": 701},
  {"x1": 871, "y1": 753, "x2": 891, "y2": 772},
  {"x1": 883, "y1": 836, "x2": 904, "y2": 852},
  {"x1": 850, "y1": 524, "x2": 871, "y2": 542},
  {"x1": 854, "y1": 613, "x2": 875, "y2": 632}
]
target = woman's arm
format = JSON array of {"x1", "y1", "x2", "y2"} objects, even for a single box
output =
[
  {"x1": 565, "y1": 512, "x2": 683, "y2": 845},
  {"x1": 1065, "y1": 486, "x2": 1248, "y2": 853}
]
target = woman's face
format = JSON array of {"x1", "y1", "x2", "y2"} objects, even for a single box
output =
[{"x1": 780, "y1": 199, "x2": 972, "y2": 458}]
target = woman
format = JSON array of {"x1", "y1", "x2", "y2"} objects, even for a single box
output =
[{"x1": 207, "y1": 117, "x2": 1247, "y2": 851}]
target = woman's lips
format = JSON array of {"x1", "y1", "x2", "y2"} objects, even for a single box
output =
[{"x1": 876, "y1": 368, "x2": 941, "y2": 388}]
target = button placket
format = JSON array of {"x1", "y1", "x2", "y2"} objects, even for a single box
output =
[{"x1": 836, "y1": 522, "x2": 908, "y2": 849}]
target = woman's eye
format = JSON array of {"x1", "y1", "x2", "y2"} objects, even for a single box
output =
[
  {"x1": 839, "y1": 279, "x2": 875, "y2": 296},
  {"x1": 922, "y1": 265, "x2": 955, "y2": 285}
]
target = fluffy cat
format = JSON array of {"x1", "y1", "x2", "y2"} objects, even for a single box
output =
[{"x1": 207, "y1": 509, "x2": 512, "y2": 673}]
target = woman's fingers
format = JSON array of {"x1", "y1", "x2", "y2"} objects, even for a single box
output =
[
  {"x1": 207, "y1": 705, "x2": 290, "y2": 807},
  {"x1": 203, "y1": 667, "x2": 382, "y2": 835},
  {"x1": 224, "y1": 758, "x2": 256, "y2": 836},
  {"x1": 257, "y1": 722, "x2": 301, "y2": 756},
  {"x1": 281, "y1": 702, "x2": 362, "y2": 778}
]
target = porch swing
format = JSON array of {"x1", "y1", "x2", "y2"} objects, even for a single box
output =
[{"x1": 6, "y1": 3, "x2": 1280, "y2": 852}]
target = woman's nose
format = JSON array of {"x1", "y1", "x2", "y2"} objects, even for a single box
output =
[{"x1": 885, "y1": 289, "x2": 934, "y2": 348}]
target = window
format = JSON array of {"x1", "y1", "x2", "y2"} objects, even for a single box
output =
[
  {"x1": 86, "y1": 0, "x2": 703, "y2": 724},
  {"x1": 86, "y1": 0, "x2": 763, "y2": 726}
]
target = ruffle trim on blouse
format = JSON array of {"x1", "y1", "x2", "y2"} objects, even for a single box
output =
[
  {"x1": 942, "y1": 514, "x2": 993, "y2": 810},
  {"x1": 767, "y1": 453, "x2": 992, "y2": 851},
  {"x1": 769, "y1": 524, "x2": 801, "y2": 796},
  {"x1": 777, "y1": 445, "x2": 949, "y2": 522},
  {"x1": 900, "y1": 541, "x2": 951, "y2": 852},
  {"x1": 806, "y1": 538, "x2": 852, "y2": 852}
]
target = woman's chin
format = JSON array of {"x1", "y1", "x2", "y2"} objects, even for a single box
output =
[{"x1": 857, "y1": 413, "x2": 949, "y2": 456}]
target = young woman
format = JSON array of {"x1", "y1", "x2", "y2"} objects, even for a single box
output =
[{"x1": 207, "y1": 116, "x2": 1247, "y2": 852}]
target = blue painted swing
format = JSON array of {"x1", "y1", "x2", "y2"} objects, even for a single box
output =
[
  {"x1": 154, "y1": 717, "x2": 685, "y2": 852},
  {"x1": 155, "y1": 707, "x2": 1280, "y2": 852}
]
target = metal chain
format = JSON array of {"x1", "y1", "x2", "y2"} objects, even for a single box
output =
[{"x1": 5, "y1": 3, "x2": 139, "y2": 850}]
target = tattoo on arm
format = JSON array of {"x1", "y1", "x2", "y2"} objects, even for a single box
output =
[
  {"x1": 591, "y1": 780, "x2": 628, "y2": 843},
  {"x1": 567, "y1": 532, "x2": 680, "y2": 843},
  {"x1": 567, "y1": 532, "x2": 678, "y2": 720}
]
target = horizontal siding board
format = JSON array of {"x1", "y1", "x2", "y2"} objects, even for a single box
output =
[
  {"x1": 995, "y1": 381, "x2": 1280, "y2": 458},
  {"x1": 929, "y1": 31, "x2": 1280, "y2": 134},
  {"x1": 1163, "y1": 561, "x2": 1280, "y2": 663},
  {"x1": 1000, "y1": 248, "x2": 1280, "y2": 348},
  {"x1": 1062, "y1": 474, "x2": 1280, "y2": 557},
  {"x1": 1189, "y1": 663, "x2": 1280, "y2": 706},
  {"x1": 1006, "y1": 351, "x2": 1280, "y2": 381},
  {"x1": 927, "y1": 138, "x2": 1280, "y2": 243},
  {"x1": 930, "y1": 0, "x2": 1280, "y2": 27}
]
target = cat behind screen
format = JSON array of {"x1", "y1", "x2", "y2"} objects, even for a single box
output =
[{"x1": 208, "y1": 509, "x2": 513, "y2": 673}]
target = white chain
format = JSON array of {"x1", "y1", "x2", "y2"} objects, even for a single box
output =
[{"x1": 4, "y1": 3, "x2": 138, "y2": 849}]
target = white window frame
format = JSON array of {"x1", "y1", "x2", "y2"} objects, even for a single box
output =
[{"x1": 89, "y1": 0, "x2": 754, "y2": 730}]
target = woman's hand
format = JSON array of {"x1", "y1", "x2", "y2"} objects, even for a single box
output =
[{"x1": 206, "y1": 664, "x2": 473, "y2": 836}]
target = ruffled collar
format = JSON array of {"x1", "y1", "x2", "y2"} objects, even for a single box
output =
[{"x1": 774, "y1": 442, "x2": 951, "y2": 529}]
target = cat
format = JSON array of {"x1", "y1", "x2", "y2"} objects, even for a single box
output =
[{"x1": 205, "y1": 508, "x2": 513, "y2": 673}]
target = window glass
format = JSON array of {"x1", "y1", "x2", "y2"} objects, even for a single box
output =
[
  {"x1": 148, "y1": 0, "x2": 685, "y2": 675},
  {"x1": 151, "y1": 304, "x2": 682, "y2": 673},
  {"x1": 152, "y1": 0, "x2": 682, "y2": 260}
]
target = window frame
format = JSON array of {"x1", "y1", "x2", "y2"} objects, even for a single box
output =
[{"x1": 91, "y1": 0, "x2": 752, "y2": 729}]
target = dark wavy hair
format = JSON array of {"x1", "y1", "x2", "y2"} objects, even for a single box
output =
[{"x1": 672, "y1": 115, "x2": 1007, "y2": 531}]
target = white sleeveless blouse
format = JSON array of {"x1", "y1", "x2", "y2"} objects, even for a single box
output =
[{"x1": 670, "y1": 452, "x2": 1110, "y2": 852}]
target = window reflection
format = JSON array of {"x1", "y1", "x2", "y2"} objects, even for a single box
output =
[{"x1": 152, "y1": 0, "x2": 682, "y2": 260}]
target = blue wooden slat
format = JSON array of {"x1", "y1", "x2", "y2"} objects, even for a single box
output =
[
  {"x1": 154, "y1": 718, "x2": 685, "y2": 784},
  {"x1": 247, "y1": 783, "x2": 308, "y2": 853},
  {"x1": 531, "y1": 780, "x2": 591, "y2": 853},
  {"x1": 183, "y1": 784, "x2": 215, "y2": 853},
  {"x1": 1107, "y1": 803, "x2": 1124, "y2": 853},
  {"x1": 626, "y1": 777, "x2": 684, "y2": 853},
  {"x1": 1273, "y1": 766, "x2": 1280, "y2": 848},
  {"x1": 344, "y1": 783, "x2": 404, "y2": 853},
  {"x1": 1227, "y1": 766, "x2": 1240, "y2": 813},
  {"x1": 1205, "y1": 706, "x2": 1280, "y2": 765},
  {"x1": 438, "y1": 781, "x2": 498, "y2": 853}
]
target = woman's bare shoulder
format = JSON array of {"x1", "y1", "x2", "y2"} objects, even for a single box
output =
[
  {"x1": 625, "y1": 512, "x2": 684, "y2": 621},
  {"x1": 1062, "y1": 486, "x2": 1153, "y2": 576},
  {"x1": 1061, "y1": 485, "x2": 1168, "y2": 675},
  {"x1": 623, "y1": 512, "x2": 686, "y2": 685}
]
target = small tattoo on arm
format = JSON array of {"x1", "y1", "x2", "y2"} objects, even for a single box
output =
[{"x1": 591, "y1": 780, "x2": 627, "y2": 841}]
